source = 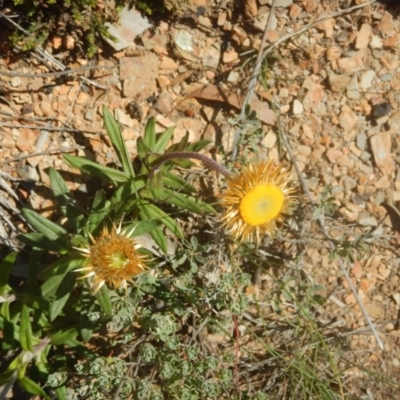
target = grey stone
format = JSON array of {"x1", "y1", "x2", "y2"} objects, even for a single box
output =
[{"x1": 356, "y1": 132, "x2": 367, "y2": 151}]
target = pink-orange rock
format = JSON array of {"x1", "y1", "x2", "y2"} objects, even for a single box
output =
[{"x1": 370, "y1": 131, "x2": 393, "y2": 175}]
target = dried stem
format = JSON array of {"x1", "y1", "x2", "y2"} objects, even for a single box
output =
[
  {"x1": 230, "y1": 0, "x2": 277, "y2": 159},
  {"x1": 0, "y1": 64, "x2": 117, "y2": 78},
  {"x1": 0, "y1": 12, "x2": 111, "y2": 89},
  {"x1": 279, "y1": 125, "x2": 384, "y2": 350}
]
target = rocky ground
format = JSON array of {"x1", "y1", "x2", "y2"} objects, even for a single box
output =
[{"x1": 1, "y1": 0, "x2": 400, "y2": 398}]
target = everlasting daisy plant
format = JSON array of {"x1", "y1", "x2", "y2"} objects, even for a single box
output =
[
  {"x1": 219, "y1": 161, "x2": 296, "y2": 245},
  {"x1": 75, "y1": 221, "x2": 148, "y2": 293}
]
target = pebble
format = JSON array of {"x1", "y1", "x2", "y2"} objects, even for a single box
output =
[
  {"x1": 339, "y1": 105, "x2": 358, "y2": 132},
  {"x1": 202, "y1": 46, "x2": 220, "y2": 69},
  {"x1": 371, "y1": 103, "x2": 392, "y2": 120},
  {"x1": 292, "y1": 99, "x2": 304, "y2": 115},
  {"x1": 355, "y1": 23, "x2": 371, "y2": 49},
  {"x1": 40, "y1": 101, "x2": 53, "y2": 117},
  {"x1": 388, "y1": 110, "x2": 400, "y2": 131},
  {"x1": 222, "y1": 49, "x2": 239, "y2": 64},
  {"x1": 326, "y1": 148, "x2": 343, "y2": 163},
  {"x1": 358, "y1": 213, "x2": 378, "y2": 227},
  {"x1": 154, "y1": 92, "x2": 174, "y2": 114},
  {"x1": 359, "y1": 70, "x2": 375, "y2": 90},
  {"x1": 369, "y1": 35, "x2": 383, "y2": 49},
  {"x1": 337, "y1": 56, "x2": 364, "y2": 74},
  {"x1": 11, "y1": 76, "x2": 21, "y2": 87},
  {"x1": 380, "y1": 73, "x2": 393, "y2": 82},
  {"x1": 253, "y1": 11, "x2": 277, "y2": 32},
  {"x1": 227, "y1": 71, "x2": 240, "y2": 83},
  {"x1": 346, "y1": 75, "x2": 360, "y2": 99},
  {"x1": 328, "y1": 73, "x2": 352, "y2": 92},
  {"x1": 356, "y1": 132, "x2": 367, "y2": 151},
  {"x1": 370, "y1": 131, "x2": 393, "y2": 175},
  {"x1": 274, "y1": 0, "x2": 293, "y2": 6}
]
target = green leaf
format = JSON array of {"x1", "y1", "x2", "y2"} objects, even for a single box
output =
[
  {"x1": 81, "y1": 328, "x2": 93, "y2": 342},
  {"x1": 103, "y1": 106, "x2": 135, "y2": 178},
  {"x1": 124, "y1": 219, "x2": 161, "y2": 237},
  {"x1": 186, "y1": 140, "x2": 212, "y2": 152},
  {"x1": 17, "y1": 233, "x2": 67, "y2": 252},
  {"x1": 143, "y1": 117, "x2": 157, "y2": 151},
  {"x1": 137, "y1": 137, "x2": 153, "y2": 160},
  {"x1": 80, "y1": 327, "x2": 93, "y2": 342},
  {"x1": 160, "y1": 171, "x2": 196, "y2": 193},
  {"x1": 49, "y1": 272, "x2": 76, "y2": 321},
  {"x1": 40, "y1": 255, "x2": 86, "y2": 281},
  {"x1": 86, "y1": 190, "x2": 111, "y2": 234},
  {"x1": 175, "y1": 131, "x2": 189, "y2": 151},
  {"x1": 0, "y1": 252, "x2": 16, "y2": 295},
  {"x1": 19, "y1": 376, "x2": 51, "y2": 399},
  {"x1": 49, "y1": 168, "x2": 85, "y2": 231},
  {"x1": 138, "y1": 201, "x2": 183, "y2": 243},
  {"x1": 55, "y1": 385, "x2": 68, "y2": 400},
  {"x1": 94, "y1": 285, "x2": 112, "y2": 317},
  {"x1": 149, "y1": 170, "x2": 164, "y2": 199},
  {"x1": 154, "y1": 126, "x2": 174, "y2": 153},
  {"x1": 138, "y1": 202, "x2": 167, "y2": 252},
  {"x1": 142, "y1": 187, "x2": 216, "y2": 214},
  {"x1": 111, "y1": 176, "x2": 146, "y2": 204},
  {"x1": 20, "y1": 304, "x2": 33, "y2": 352},
  {"x1": 64, "y1": 154, "x2": 129, "y2": 183},
  {"x1": 49, "y1": 327, "x2": 79, "y2": 346},
  {"x1": 18, "y1": 294, "x2": 48, "y2": 312},
  {"x1": 22, "y1": 209, "x2": 67, "y2": 240},
  {"x1": 0, "y1": 303, "x2": 15, "y2": 350}
]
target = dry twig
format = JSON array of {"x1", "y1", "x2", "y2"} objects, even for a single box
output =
[
  {"x1": 0, "y1": 12, "x2": 113, "y2": 90},
  {"x1": 230, "y1": 0, "x2": 277, "y2": 159},
  {"x1": 279, "y1": 127, "x2": 384, "y2": 350}
]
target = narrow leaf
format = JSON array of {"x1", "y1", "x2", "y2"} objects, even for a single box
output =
[
  {"x1": 64, "y1": 154, "x2": 129, "y2": 183},
  {"x1": 94, "y1": 285, "x2": 112, "y2": 317},
  {"x1": 124, "y1": 219, "x2": 161, "y2": 237},
  {"x1": 138, "y1": 202, "x2": 168, "y2": 252},
  {"x1": 40, "y1": 255, "x2": 86, "y2": 280},
  {"x1": 103, "y1": 106, "x2": 135, "y2": 178},
  {"x1": 137, "y1": 137, "x2": 152, "y2": 160},
  {"x1": 20, "y1": 304, "x2": 33, "y2": 352},
  {"x1": 0, "y1": 252, "x2": 17, "y2": 295},
  {"x1": 143, "y1": 117, "x2": 156, "y2": 151},
  {"x1": 49, "y1": 272, "x2": 76, "y2": 321},
  {"x1": 49, "y1": 168, "x2": 85, "y2": 231},
  {"x1": 154, "y1": 126, "x2": 174, "y2": 153},
  {"x1": 186, "y1": 140, "x2": 212, "y2": 152},
  {"x1": 86, "y1": 190, "x2": 111, "y2": 234},
  {"x1": 139, "y1": 201, "x2": 183, "y2": 240},
  {"x1": 160, "y1": 171, "x2": 196, "y2": 193},
  {"x1": 111, "y1": 176, "x2": 146, "y2": 205},
  {"x1": 49, "y1": 327, "x2": 78, "y2": 346},
  {"x1": 22, "y1": 209, "x2": 67, "y2": 240},
  {"x1": 19, "y1": 376, "x2": 51, "y2": 399},
  {"x1": 142, "y1": 187, "x2": 216, "y2": 214},
  {"x1": 41, "y1": 274, "x2": 65, "y2": 300},
  {"x1": 17, "y1": 233, "x2": 67, "y2": 252}
]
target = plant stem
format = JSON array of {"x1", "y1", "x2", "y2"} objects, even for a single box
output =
[{"x1": 149, "y1": 151, "x2": 233, "y2": 179}]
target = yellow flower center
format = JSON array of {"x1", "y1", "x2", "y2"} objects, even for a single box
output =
[
  {"x1": 108, "y1": 251, "x2": 129, "y2": 269},
  {"x1": 239, "y1": 184, "x2": 284, "y2": 226}
]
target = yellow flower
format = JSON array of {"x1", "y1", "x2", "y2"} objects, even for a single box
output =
[
  {"x1": 219, "y1": 161, "x2": 296, "y2": 244},
  {"x1": 75, "y1": 221, "x2": 148, "y2": 293}
]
